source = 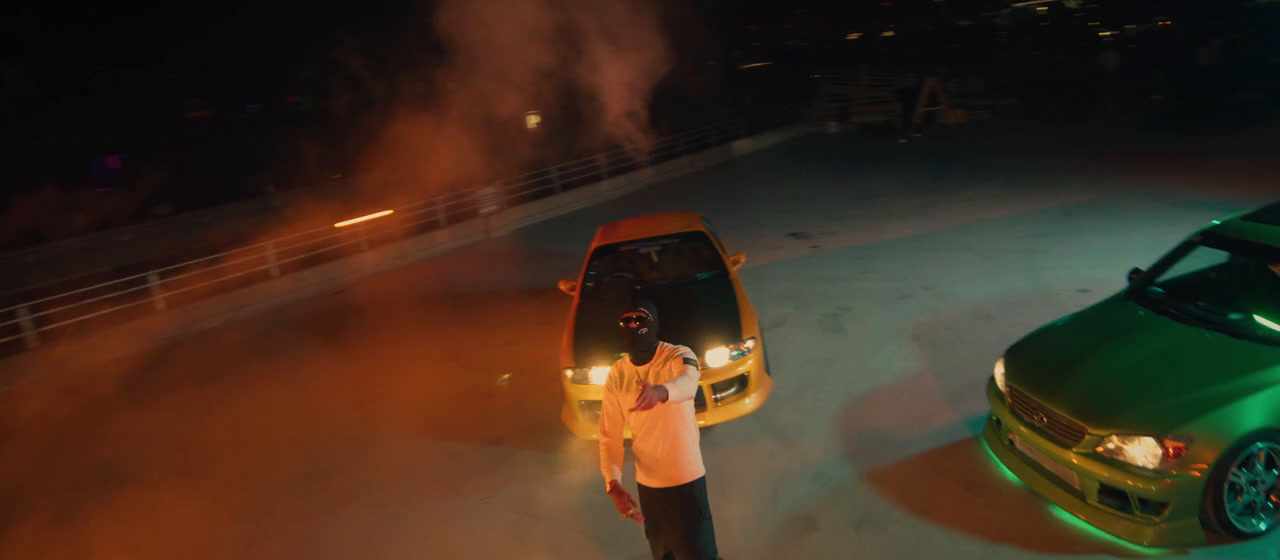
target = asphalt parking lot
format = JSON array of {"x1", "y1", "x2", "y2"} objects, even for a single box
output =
[{"x1": 3, "y1": 128, "x2": 1279, "y2": 559}]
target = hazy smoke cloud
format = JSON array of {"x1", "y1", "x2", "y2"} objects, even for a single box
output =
[
  {"x1": 1, "y1": 0, "x2": 671, "y2": 253},
  {"x1": 353, "y1": 0, "x2": 672, "y2": 202}
]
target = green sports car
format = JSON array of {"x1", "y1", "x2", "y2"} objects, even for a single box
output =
[{"x1": 984, "y1": 201, "x2": 1280, "y2": 547}]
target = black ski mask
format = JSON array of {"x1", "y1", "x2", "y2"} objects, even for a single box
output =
[{"x1": 620, "y1": 300, "x2": 660, "y2": 366}]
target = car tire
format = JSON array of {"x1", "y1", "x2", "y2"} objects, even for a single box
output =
[{"x1": 1201, "y1": 431, "x2": 1280, "y2": 539}]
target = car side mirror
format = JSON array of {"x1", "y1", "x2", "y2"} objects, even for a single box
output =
[
  {"x1": 1127, "y1": 267, "x2": 1144, "y2": 285},
  {"x1": 728, "y1": 252, "x2": 747, "y2": 270},
  {"x1": 557, "y1": 279, "x2": 578, "y2": 296}
]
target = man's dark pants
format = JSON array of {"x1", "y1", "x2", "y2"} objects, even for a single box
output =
[{"x1": 636, "y1": 475, "x2": 719, "y2": 560}]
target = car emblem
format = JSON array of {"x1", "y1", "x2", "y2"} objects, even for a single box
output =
[{"x1": 1032, "y1": 411, "x2": 1049, "y2": 425}]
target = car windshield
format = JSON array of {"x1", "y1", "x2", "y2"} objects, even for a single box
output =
[
  {"x1": 1133, "y1": 232, "x2": 1280, "y2": 344},
  {"x1": 579, "y1": 231, "x2": 726, "y2": 297}
]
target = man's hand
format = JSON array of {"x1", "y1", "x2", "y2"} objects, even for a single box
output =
[
  {"x1": 607, "y1": 482, "x2": 644, "y2": 522},
  {"x1": 630, "y1": 380, "x2": 669, "y2": 411}
]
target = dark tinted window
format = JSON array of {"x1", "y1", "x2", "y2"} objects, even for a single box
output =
[
  {"x1": 1241, "y1": 203, "x2": 1280, "y2": 226},
  {"x1": 581, "y1": 231, "x2": 726, "y2": 296},
  {"x1": 701, "y1": 218, "x2": 727, "y2": 254}
]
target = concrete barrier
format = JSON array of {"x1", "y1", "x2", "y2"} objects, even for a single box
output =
[{"x1": 0, "y1": 123, "x2": 811, "y2": 381}]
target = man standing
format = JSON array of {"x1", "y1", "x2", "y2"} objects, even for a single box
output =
[
  {"x1": 599, "y1": 299, "x2": 721, "y2": 560},
  {"x1": 895, "y1": 73, "x2": 923, "y2": 143}
]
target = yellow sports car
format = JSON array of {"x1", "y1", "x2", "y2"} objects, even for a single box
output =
[{"x1": 556, "y1": 212, "x2": 774, "y2": 439}]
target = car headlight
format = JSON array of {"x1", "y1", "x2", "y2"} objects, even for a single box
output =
[
  {"x1": 704, "y1": 337, "x2": 757, "y2": 368},
  {"x1": 1095, "y1": 434, "x2": 1193, "y2": 470},
  {"x1": 993, "y1": 357, "x2": 1008, "y2": 397},
  {"x1": 564, "y1": 366, "x2": 611, "y2": 385}
]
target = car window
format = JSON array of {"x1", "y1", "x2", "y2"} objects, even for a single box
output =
[
  {"x1": 701, "y1": 218, "x2": 727, "y2": 254},
  {"x1": 1154, "y1": 245, "x2": 1232, "y2": 285},
  {"x1": 1149, "y1": 235, "x2": 1280, "y2": 317},
  {"x1": 580, "y1": 231, "x2": 727, "y2": 295}
]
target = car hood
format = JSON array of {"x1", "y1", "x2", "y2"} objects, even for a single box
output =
[
  {"x1": 1005, "y1": 293, "x2": 1280, "y2": 434},
  {"x1": 571, "y1": 274, "x2": 743, "y2": 367}
]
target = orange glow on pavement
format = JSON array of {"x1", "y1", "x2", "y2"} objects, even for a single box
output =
[{"x1": 334, "y1": 210, "x2": 394, "y2": 228}]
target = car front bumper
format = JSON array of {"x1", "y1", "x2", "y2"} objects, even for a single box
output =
[
  {"x1": 983, "y1": 378, "x2": 1209, "y2": 548},
  {"x1": 560, "y1": 352, "x2": 772, "y2": 440}
]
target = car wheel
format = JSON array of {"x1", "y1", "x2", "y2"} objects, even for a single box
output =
[{"x1": 1203, "y1": 433, "x2": 1280, "y2": 538}]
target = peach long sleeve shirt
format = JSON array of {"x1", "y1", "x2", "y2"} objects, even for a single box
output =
[{"x1": 599, "y1": 342, "x2": 705, "y2": 489}]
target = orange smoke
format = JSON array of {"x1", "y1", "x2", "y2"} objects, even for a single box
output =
[{"x1": 350, "y1": 0, "x2": 672, "y2": 204}]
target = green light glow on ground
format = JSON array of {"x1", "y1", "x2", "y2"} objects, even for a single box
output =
[
  {"x1": 979, "y1": 435, "x2": 1024, "y2": 486},
  {"x1": 1045, "y1": 504, "x2": 1173, "y2": 556},
  {"x1": 980, "y1": 434, "x2": 1176, "y2": 556}
]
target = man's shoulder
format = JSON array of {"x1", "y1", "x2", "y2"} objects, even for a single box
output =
[
  {"x1": 663, "y1": 341, "x2": 694, "y2": 353},
  {"x1": 660, "y1": 342, "x2": 698, "y2": 364}
]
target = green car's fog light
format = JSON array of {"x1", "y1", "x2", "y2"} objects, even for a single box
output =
[{"x1": 1097, "y1": 483, "x2": 1133, "y2": 514}]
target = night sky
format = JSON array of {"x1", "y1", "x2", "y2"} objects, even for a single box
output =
[
  {"x1": 1, "y1": 0, "x2": 1275, "y2": 249},
  {"x1": 5, "y1": 3, "x2": 414, "y2": 173}
]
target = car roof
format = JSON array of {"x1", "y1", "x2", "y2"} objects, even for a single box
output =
[
  {"x1": 1205, "y1": 201, "x2": 1280, "y2": 246},
  {"x1": 591, "y1": 212, "x2": 705, "y2": 247}
]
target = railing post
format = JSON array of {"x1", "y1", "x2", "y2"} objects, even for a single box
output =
[
  {"x1": 493, "y1": 180, "x2": 506, "y2": 212},
  {"x1": 15, "y1": 305, "x2": 38, "y2": 350},
  {"x1": 476, "y1": 183, "x2": 501, "y2": 215},
  {"x1": 264, "y1": 241, "x2": 280, "y2": 278},
  {"x1": 146, "y1": 272, "x2": 167, "y2": 311},
  {"x1": 549, "y1": 165, "x2": 562, "y2": 195},
  {"x1": 597, "y1": 154, "x2": 611, "y2": 179}
]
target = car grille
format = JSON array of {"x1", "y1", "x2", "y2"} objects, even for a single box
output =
[
  {"x1": 578, "y1": 400, "x2": 602, "y2": 421},
  {"x1": 711, "y1": 373, "x2": 749, "y2": 403},
  {"x1": 1008, "y1": 386, "x2": 1087, "y2": 447}
]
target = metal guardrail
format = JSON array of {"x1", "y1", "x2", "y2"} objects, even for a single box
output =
[{"x1": 0, "y1": 109, "x2": 803, "y2": 355}]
